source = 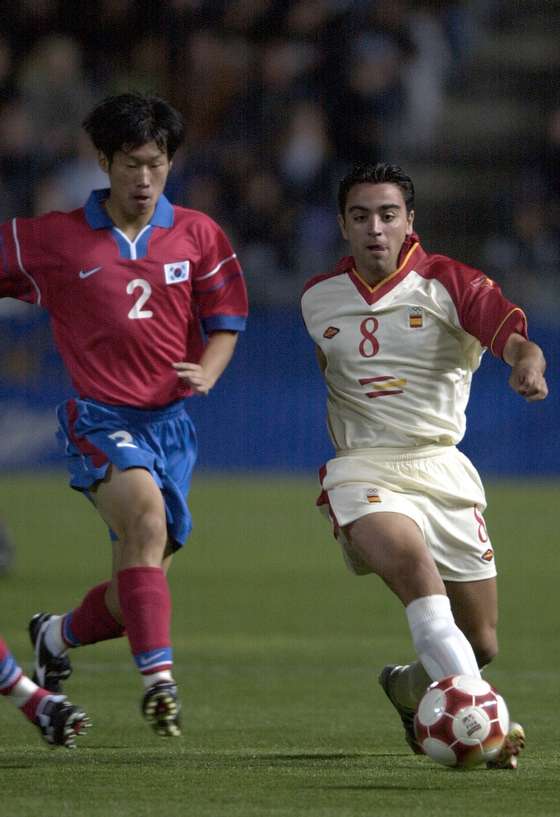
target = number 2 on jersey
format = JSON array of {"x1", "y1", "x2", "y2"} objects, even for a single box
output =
[
  {"x1": 127, "y1": 278, "x2": 153, "y2": 320},
  {"x1": 359, "y1": 317, "x2": 379, "y2": 357}
]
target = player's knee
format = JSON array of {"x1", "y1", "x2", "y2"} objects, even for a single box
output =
[
  {"x1": 470, "y1": 632, "x2": 498, "y2": 669},
  {"x1": 124, "y1": 509, "x2": 168, "y2": 556}
]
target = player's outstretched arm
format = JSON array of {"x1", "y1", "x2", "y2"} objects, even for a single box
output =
[
  {"x1": 173, "y1": 331, "x2": 239, "y2": 396},
  {"x1": 503, "y1": 332, "x2": 548, "y2": 402}
]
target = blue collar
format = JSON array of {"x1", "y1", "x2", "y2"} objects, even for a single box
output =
[{"x1": 84, "y1": 189, "x2": 174, "y2": 230}]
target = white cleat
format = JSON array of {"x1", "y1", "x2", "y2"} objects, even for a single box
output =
[{"x1": 487, "y1": 721, "x2": 525, "y2": 769}]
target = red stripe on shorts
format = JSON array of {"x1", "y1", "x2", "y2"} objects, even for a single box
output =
[{"x1": 66, "y1": 399, "x2": 109, "y2": 468}]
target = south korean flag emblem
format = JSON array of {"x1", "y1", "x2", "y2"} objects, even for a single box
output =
[{"x1": 164, "y1": 260, "x2": 190, "y2": 285}]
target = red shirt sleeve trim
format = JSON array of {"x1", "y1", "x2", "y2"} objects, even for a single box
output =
[{"x1": 490, "y1": 307, "x2": 528, "y2": 358}]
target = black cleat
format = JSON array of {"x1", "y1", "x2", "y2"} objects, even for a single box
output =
[
  {"x1": 379, "y1": 664, "x2": 424, "y2": 755},
  {"x1": 29, "y1": 613, "x2": 72, "y2": 693},
  {"x1": 34, "y1": 695, "x2": 91, "y2": 748},
  {"x1": 141, "y1": 681, "x2": 181, "y2": 737}
]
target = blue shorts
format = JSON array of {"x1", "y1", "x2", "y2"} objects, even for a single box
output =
[{"x1": 57, "y1": 397, "x2": 197, "y2": 551}]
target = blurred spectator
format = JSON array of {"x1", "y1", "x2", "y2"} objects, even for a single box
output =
[
  {"x1": 167, "y1": 156, "x2": 237, "y2": 242},
  {"x1": 0, "y1": 35, "x2": 17, "y2": 105},
  {"x1": 0, "y1": 98, "x2": 38, "y2": 217},
  {"x1": 482, "y1": 200, "x2": 560, "y2": 321},
  {"x1": 108, "y1": 34, "x2": 171, "y2": 99},
  {"x1": 234, "y1": 168, "x2": 297, "y2": 305},
  {"x1": 400, "y1": 2, "x2": 453, "y2": 158},
  {"x1": 32, "y1": 130, "x2": 107, "y2": 215},
  {"x1": 3, "y1": 0, "x2": 60, "y2": 57},
  {"x1": 327, "y1": 2, "x2": 414, "y2": 163},
  {"x1": 219, "y1": 0, "x2": 279, "y2": 36},
  {"x1": 536, "y1": 106, "x2": 560, "y2": 228},
  {"x1": 0, "y1": 0, "x2": 553, "y2": 310},
  {"x1": 240, "y1": 35, "x2": 322, "y2": 155},
  {"x1": 16, "y1": 34, "x2": 96, "y2": 165},
  {"x1": 278, "y1": 99, "x2": 332, "y2": 200}
]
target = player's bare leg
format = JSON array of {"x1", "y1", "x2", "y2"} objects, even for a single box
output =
[
  {"x1": 445, "y1": 578, "x2": 498, "y2": 668},
  {"x1": 380, "y1": 577, "x2": 499, "y2": 728},
  {"x1": 30, "y1": 466, "x2": 180, "y2": 736},
  {"x1": 31, "y1": 466, "x2": 180, "y2": 735},
  {"x1": 343, "y1": 512, "x2": 480, "y2": 752},
  {"x1": 92, "y1": 466, "x2": 181, "y2": 736},
  {"x1": 445, "y1": 577, "x2": 523, "y2": 769}
]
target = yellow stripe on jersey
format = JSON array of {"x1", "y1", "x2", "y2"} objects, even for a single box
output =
[
  {"x1": 369, "y1": 378, "x2": 407, "y2": 390},
  {"x1": 490, "y1": 307, "x2": 526, "y2": 355}
]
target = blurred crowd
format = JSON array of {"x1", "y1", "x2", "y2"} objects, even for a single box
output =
[
  {"x1": 0, "y1": 0, "x2": 558, "y2": 311},
  {"x1": 481, "y1": 105, "x2": 560, "y2": 322}
]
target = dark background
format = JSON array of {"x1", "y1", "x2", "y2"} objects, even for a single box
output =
[{"x1": 0, "y1": 0, "x2": 558, "y2": 475}]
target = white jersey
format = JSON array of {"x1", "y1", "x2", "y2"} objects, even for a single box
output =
[{"x1": 301, "y1": 235, "x2": 527, "y2": 451}]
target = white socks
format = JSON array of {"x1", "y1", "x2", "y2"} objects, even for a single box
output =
[
  {"x1": 142, "y1": 670, "x2": 173, "y2": 689},
  {"x1": 44, "y1": 615, "x2": 66, "y2": 656},
  {"x1": 9, "y1": 675, "x2": 39, "y2": 708},
  {"x1": 405, "y1": 594, "x2": 480, "y2": 682}
]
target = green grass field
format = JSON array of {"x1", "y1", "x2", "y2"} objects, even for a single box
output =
[{"x1": 0, "y1": 473, "x2": 558, "y2": 817}]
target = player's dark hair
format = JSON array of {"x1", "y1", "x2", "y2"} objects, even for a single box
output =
[
  {"x1": 338, "y1": 162, "x2": 415, "y2": 215},
  {"x1": 83, "y1": 92, "x2": 185, "y2": 162}
]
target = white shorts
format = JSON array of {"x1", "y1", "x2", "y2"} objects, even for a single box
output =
[{"x1": 317, "y1": 445, "x2": 497, "y2": 582}]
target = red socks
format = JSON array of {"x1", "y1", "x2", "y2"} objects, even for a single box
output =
[
  {"x1": 0, "y1": 637, "x2": 22, "y2": 694},
  {"x1": 21, "y1": 688, "x2": 50, "y2": 722},
  {"x1": 117, "y1": 566, "x2": 173, "y2": 674},
  {"x1": 54, "y1": 569, "x2": 173, "y2": 677},
  {"x1": 63, "y1": 581, "x2": 125, "y2": 647}
]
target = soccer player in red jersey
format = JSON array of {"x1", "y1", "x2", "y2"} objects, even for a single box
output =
[
  {"x1": 301, "y1": 163, "x2": 547, "y2": 768},
  {"x1": 0, "y1": 93, "x2": 248, "y2": 736},
  {"x1": 0, "y1": 635, "x2": 89, "y2": 747}
]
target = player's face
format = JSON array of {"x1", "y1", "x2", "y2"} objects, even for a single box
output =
[
  {"x1": 338, "y1": 183, "x2": 414, "y2": 284},
  {"x1": 100, "y1": 142, "x2": 172, "y2": 228}
]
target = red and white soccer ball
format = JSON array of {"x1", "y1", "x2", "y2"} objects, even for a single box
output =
[{"x1": 414, "y1": 675, "x2": 509, "y2": 768}]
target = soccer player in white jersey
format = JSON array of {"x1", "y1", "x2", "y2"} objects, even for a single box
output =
[
  {"x1": 0, "y1": 93, "x2": 248, "y2": 737},
  {"x1": 301, "y1": 162, "x2": 548, "y2": 768}
]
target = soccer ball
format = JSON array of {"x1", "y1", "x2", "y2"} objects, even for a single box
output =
[{"x1": 414, "y1": 675, "x2": 509, "y2": 768}]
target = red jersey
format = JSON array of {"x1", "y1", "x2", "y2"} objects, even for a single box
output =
[{"x1": 0, "y1": 191, "x2": 248, "y2": 407}]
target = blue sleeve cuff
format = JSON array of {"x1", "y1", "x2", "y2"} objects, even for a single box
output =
[{"x1": 202, "y1": 315, "x2": 247, "y2": 333}]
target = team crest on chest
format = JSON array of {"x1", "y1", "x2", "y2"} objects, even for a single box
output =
[
  {"x1": 164, "y1": 260, "x2": 190, "y2": 285},
  {"x1": 408, "y1": 307, "x2": 423, "y2": 328},
  {"x1": 323, "y1": 326, "x2": 340, "y2": 339}
]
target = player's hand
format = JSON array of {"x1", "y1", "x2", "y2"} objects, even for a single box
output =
[
  {"x1": 508, "y1": 365, "x2": 548, "y2": 401},
  {"x1": 172, "y1": 362, "x2": 216, "y2": 395}
]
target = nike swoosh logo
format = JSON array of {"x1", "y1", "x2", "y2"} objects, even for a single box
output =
[
  {"x1": 138, "y1": 651, "x2": 167, "y2": 666},
  {"x1": 79, "y1": 266, "x2": 102, "y2": 279}
]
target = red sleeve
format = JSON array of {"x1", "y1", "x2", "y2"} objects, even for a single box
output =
[
  {"x1": 192, "y1": 217, "x2": 248, "y2": 333},
  {"x1": 422, "y1": 258, "x2": 528, "y2": 359},
  {"x1": 0, "y1": 218, "x2": 43, "y2": 304}
]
